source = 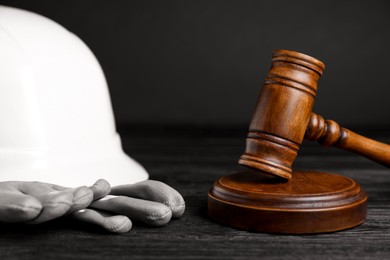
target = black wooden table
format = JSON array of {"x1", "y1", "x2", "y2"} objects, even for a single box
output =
[{"x1": 1, "y1": 127, "x2": 390, "y2": 259}]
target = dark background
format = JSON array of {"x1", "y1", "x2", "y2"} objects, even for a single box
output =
[
  {"x1": 1, "y1": 0, "x2": 390, "y2": 129},
  {"x1": 2, "y1": 3, "x2": 390, "y2": 259}
]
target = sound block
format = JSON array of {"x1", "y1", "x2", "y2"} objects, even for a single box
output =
[{"x1": 208, "y1": 171, "x2": 367, "y2": 234}]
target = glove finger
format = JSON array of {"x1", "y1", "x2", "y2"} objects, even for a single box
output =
[
  {"x1": 50, "y1": 179, "x2": 111, "y2": 201},
  {"x1": 66, "y1": 186, "x2": 94, "y2": 214},
  {"x1": 0, "y1": 191, "x2": 42, "y2": 222},
  {"x1": 51, "y1": 179, "x2": 110, "y2": 214},
  {"x1": 111, "y1": 180, "x2": 185, "y2": 218},
  {"x1": 89, "y1": 179, "x2": 111, "y2": 200},
  {"x1": 90, "y1": 195, "x2": 172, "y2": 226},
  {"x1": 19, "y1": 181, "x2": 59, "y2": 197},
  {"x1": 64, "y1": 179, "x2": 110, "y2": 214},
  {"x1": 28, "y1": 188, "x2": 78, "y2": 224},
  {"x1": 72, "y1": 208, "x2": 132, "y2": 233}
]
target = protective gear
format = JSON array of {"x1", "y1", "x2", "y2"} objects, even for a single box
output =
[
  {"x1": 0, "y1": 178, "x2": 185, "y2": 233},
  {"x1": 0, "y1": 5, "x2": 148, "y2": 186}
]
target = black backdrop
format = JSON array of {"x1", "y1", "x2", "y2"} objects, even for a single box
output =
[{"x1": 1, "y1": 0, "x2": 390, "y2": 128}]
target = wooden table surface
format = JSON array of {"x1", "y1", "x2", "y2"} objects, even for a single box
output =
[{"x1": 1, "y1": 127, "x2": 390, "y2": 260}]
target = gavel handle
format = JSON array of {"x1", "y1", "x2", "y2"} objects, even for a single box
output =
[{"x1": 305, "y1": 113, "x2": 390, "y2": 167}]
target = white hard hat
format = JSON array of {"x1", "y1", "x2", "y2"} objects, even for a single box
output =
[{"x1": 0, "y1": 5, "x2": 148, "y2": 187}]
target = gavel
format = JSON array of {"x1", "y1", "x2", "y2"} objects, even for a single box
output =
[
  {"x1": 239, "y1": 49, "x2": 390, "y2": 179},
  {"x1": 208, "y1": 50, "x2": 375, "y2": 233}
]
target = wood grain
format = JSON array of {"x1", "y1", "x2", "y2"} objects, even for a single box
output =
[
  {"x1": 239, "y1": 50, "x2": 390, "y2": 180},
  {"x1": 211, "y1": 50, "x2": 370, "y2": 234},
  {"x1": 208, "y1": 170, "x2": 367, "y2": 234},
  {"x1": 239, "y1": 50, "x2": 325, "y2": 180},
  {"x1": 306, "y1": 113, "x2": 390, "y2": 168},
  {"x1": 0, "y1": 128, "x2": 389, "y2": 259}
]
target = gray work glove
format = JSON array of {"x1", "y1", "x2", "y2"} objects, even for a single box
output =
[{"x1": 0, "y1": 179, "x2": 185, "y2": 233}]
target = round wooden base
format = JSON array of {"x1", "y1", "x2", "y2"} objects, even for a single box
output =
[{"x1": 208, "y1": 171, "x2": 367, "y2": 234}]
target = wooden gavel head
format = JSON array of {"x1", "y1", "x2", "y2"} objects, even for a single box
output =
[{"x1": 239, "y1": 50, "x2": 325, "y2": 179}]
